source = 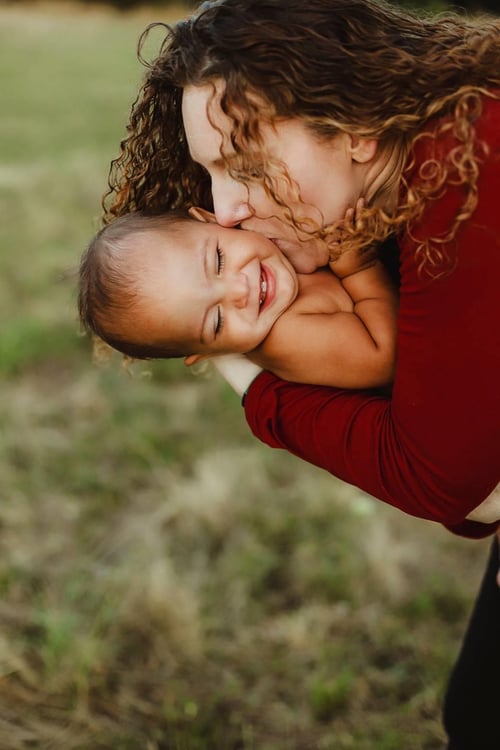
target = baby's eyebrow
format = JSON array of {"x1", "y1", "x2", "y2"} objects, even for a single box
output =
[{"x1": 202, "y1": 236, "x2": 209, "y2": 283}]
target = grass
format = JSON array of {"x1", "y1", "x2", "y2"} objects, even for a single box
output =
[{"x1": 0, "y1": 3, "x2": 493, "y2": 748}]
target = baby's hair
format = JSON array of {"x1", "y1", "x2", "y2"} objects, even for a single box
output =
[{"x1": 78, "y1": 210, "x2": 192, "y2": 360}]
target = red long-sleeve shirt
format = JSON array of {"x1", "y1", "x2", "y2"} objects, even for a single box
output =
[{"x1": 245, "y1": 95, "x2": 500, "y2": 539}]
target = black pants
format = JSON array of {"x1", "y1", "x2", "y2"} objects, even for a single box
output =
[{"x1": 443, "y1": 536, "x2": 500, "y2": 750}]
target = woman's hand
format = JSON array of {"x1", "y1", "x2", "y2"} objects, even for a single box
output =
[{"x1": 328, "y1": 199, "x2": 378, "y2": 279}]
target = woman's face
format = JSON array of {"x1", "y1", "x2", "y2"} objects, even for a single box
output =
[{"x1": 182, "y1": 82, "x2": 373, "y2": 273}]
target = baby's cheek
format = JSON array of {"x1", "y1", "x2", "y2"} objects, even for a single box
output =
[{"x1": 247, "y1": 325, "x2": 268, "y2": 352}]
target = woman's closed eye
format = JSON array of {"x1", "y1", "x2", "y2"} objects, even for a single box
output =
[{"x1": 232, "y1": 165, "x2": 264, "y2": 183}]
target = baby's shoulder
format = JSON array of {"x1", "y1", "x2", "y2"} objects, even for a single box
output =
[
  {"x1": 253, "y1": 269, "x2": 354, "y2": 367},
  {"x1": 291, "y1": 269, "x2": 354, "y2": 315}
]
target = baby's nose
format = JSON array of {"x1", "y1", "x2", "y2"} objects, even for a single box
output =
[{"x1": 227, "y1": 273, "x2": 249, "y2": 309}]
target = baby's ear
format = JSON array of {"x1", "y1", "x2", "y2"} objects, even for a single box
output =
[
  {"x1": 184, "y1": 353, "x2": 210, "y2": 367},
  {"x1": 189, "y1": 206, "x2": 217, "y2": 224}
]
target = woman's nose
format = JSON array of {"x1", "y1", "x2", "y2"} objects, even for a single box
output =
[{"x1": 211, "y1": 177, "x2": 253, "y2": 228}]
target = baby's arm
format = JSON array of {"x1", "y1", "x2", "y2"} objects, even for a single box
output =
[
  {"x1": 328, "y1": 203, "x2": 399, "y2": 384},
  {"x1": 337, "y1": 258, "x2": 399, "y2": 379},
  {"x1": 248, "y1": 260, "x2": 398, "y2": 389}
]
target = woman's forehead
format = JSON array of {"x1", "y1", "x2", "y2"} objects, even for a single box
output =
[
  {"x1": 182, "y1": 85, "x2": 225, "y2": 158},
  {"x1": 182, "y1": 82, "x2": 275, "y2": 148}
]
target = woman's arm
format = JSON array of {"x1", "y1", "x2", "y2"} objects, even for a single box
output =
[{"x1": 243, "y1": 101, "x2": 500, "y2": 536}]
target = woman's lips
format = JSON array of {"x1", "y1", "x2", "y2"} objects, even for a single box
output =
[{"x1": 259, "y1": 263, "x2": 275, "y2": 313}]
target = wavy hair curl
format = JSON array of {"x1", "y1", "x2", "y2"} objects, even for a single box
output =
[{"x1": 104, "y1": 0, "x2": 500, "y2": 273}]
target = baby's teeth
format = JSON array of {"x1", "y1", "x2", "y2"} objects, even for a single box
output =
[{"x1": 260, "y1": 278, "x2": 267, "y2": 305}]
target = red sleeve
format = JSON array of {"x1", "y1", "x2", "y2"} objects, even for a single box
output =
[{"x1": 244, "y1": 96, "x2": 500, "y2": 540}]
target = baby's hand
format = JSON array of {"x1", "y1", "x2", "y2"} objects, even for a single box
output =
[{"x1": 328, "y1": 199, "x2": 378, "y2": 279}]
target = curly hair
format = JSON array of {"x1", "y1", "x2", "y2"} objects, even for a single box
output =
[{"x1": 103, "y1": 0, "x2": 500, "y2": 272}]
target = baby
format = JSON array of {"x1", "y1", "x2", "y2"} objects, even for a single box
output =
[{"x1": 78, "y1": 209, "x2": 398, "y2": 389}]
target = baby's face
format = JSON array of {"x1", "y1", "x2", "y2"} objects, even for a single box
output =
[{"x1": 129, "y1": 219, "x2": 299, "y2": 357}]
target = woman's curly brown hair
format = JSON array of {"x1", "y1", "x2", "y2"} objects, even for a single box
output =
[{"x1": 103, "y1": 0, "x2": 500, "y2": 274}]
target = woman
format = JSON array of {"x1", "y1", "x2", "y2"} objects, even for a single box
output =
[{"x1": 103, "y1": 0, "x2": 500, "y2": 745}]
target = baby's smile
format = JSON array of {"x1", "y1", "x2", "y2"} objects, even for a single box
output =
[
  {"x1": 258, "y1": 264, "x2": 276, "y2": 314},
  {"x1": 259, "y1": 269, "x2": 267, "y2": 306}
]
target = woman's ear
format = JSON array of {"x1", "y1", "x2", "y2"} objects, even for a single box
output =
[
  {"x1": 348, "y1": 136, "x2": 378, "y2": 164},
  {"x1": 188, "y1": 206, "x2": 218, "y2": 223}
]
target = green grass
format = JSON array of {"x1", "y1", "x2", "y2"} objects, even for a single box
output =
[{"x1": 0, "y1": 3, "x2": 493, "y2": 749}]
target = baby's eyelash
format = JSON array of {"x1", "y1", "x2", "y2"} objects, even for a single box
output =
[
  {"x1": 216, "y1": 247, "x2": 225, "y2": 275},
  {"x1": 215, "y1": 305, "x2": 224, "y2": 336}
]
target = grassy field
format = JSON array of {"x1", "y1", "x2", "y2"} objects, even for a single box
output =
[{"x1": 0, "y1": 3, "x2": 493, "y2": 748}]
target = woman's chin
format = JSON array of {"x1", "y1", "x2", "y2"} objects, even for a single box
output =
[{"x1": 273, "y1": 239, "x2": 326, "y2": 274}]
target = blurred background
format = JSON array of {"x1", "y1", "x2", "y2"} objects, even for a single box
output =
[{"x1": 0, "y1": 1, "x2": 497, "y2": 748}]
